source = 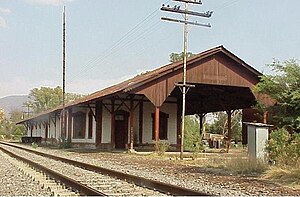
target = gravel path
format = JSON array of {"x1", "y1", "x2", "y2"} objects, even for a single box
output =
[{"x1": 6, "y1": 142, "x2": 300, "y2": 196}]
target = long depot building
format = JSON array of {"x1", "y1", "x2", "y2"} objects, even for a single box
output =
[{"x1": 18, "y1": 46, "x2": 272, "y2": 150}]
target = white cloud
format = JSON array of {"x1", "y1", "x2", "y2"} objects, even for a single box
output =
[
  {"x1": 0, "y1": 8, "x2": 11, "y2": 14},
  {"x1": 26, "y1": 0, "x2": 74, "y2": 6},
  {"x1": 0, "y1": 17, "x2": 7, "y2": 28}
]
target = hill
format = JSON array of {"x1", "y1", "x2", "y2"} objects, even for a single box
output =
[{"x1": 0, "y1": 95, "x2": 28, "y2": 117}]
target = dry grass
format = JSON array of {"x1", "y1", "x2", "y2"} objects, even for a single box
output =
[
  {"x1": 224, "y1": 158, "x2": 269, "y2": 176},
  {"x1": 263, "y1": 166, "x2": 300, "y2": 188}
]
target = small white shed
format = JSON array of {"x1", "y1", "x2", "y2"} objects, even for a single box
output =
[{"x1": 244, "y1": 122, "x2": 273, "y2": 162}]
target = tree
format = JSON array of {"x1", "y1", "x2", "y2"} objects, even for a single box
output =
[
  {"x1": 206, "y1": 111, "x2": 242, "y2": 143},
  {"x1": 9, "y1": 110, "x2": 23, "y2": 123},
  {"x1": 0, "y1": 108, "x2": 4, "y2": 121},
  {"x1": 255, "y1": 59, "x2": 300, "y2": 131},
  {"x1": 184, "y1": 115, "x2": 203, "y2": 152},
  {"x1": 26, "y1": 86, "x2": 82, "y2": 114},
  {"x1": 169, "y1": 52, "x2": 196, "y2": 63}
]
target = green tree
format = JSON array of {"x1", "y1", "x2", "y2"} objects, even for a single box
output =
[
  {"x1": 184, "y1": 115, "x2": 203, "y2": 152},
  {"x1": 268, "y1": 128, "x2": 300, "y2": 166},
  {"x1": 0, "y1": 108, "x2": 4, "y2": 120},
  {"x1": 26, "y1": 86, "x2": 82, "y2": 114},
  {"x1": 255, "y1": 59, "x2": 300, "y2": 131},
  {"x1": 206, "y1": 111, "x2": 242, "y2": 143},
  {"x1": 169, "y1": 52, "x2": 196, "y2": 63},
  {"x1": 9, "y1": 110, "x2": 24, "y2": 123}
]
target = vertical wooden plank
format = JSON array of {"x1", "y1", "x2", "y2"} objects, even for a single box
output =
[
  {"x1": 227, "y1": 110, "x2": 232, "y2": 140},
  {"x1": 263, "y1": 111, "x2": 268, "y2": 124},
  {"x1": 30, "y1": 125, "x2": 33, "y2": 138},
  {"x1": 199, "y1": 113, "x2": 204, "y2": 136},
  {"x1": 177, "y1": 100, "x2": 181, "y2": 149},
  {"x1": 111, "y1": 99, "x2": 115, "y2": 149},
  {"x1": 226, "y1": 110, "x2": 232, "y2": 153},
  {"x1": 129, "y1": 99, "x2": 134, "y2": 150},
  {"x1": 138, "y1": 101, "x2": 143, "y2": 145},
  {"x1": 68, "y1": 108, "x2": 72, "y2": 140},
  {"x1": 155, "y1": 106, "x2": 160, "y2": 142},
  {"x1": 95, "y1": 101, "x2": 102, "y2": 146}
]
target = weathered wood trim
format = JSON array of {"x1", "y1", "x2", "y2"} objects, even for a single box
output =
[
  {"x1": 111, "y1": 99, "x2": 115, "y2": 148},
  {"x1": 88, "y1": 103, "x2": 96, "y2": 121},
  {"x1": 129, "y1": 99, "x2": 134, "y2": 150},
  {"x1": 68, "y1": 108, "x2": 72, "y2": 140},
  {"x1": 154, "y1": 107, "x2": 160, "y2": 142},
  {"x1": 177, "y1": 101, "x2": 181, "y2": 148},
  {"x1": 138, "y1": 101, "x2": 143, "y2": 145},
  {"x1": 95, "y1": 101, "x2": 103, "y2": 145}
]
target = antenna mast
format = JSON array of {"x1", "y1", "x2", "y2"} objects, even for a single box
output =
[{"x1": 161, "y1": 0, "x2": 212, "y2": 160}]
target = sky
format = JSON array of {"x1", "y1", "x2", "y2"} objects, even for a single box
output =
[{"x1": 0, "y1": 0, "x2": 300, "y2": 98}]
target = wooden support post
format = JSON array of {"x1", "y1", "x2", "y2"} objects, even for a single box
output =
[
  {"x1": 95, "y1": 101, "x2": 103, "y2": 146},
  {"x1": 226, "y1": 110, "x2": 232, "y2": 153},
  {"x1": 67, "y1": 108, "x2": 72, "y2": 140},
  {"x1": 111, "y1": 99, "x2": 115, "y2": 149},
  {"x1": 30, "y1": 125, "x2": 33, "y2": 138},
  {"x1": 138, "y1": 101, "x2": 143, "y2": 145},
  {"x1": 263, "y1": 111, "x2": 268, "y2": 124},
  {"x1": 154, "y1": 106, "x2": 160, "y2": 142},
  {"x1": 199, "y1": 113, "x2": 204, "y2": 137},
  {"x1": 129, "y1": 99, "x2": 134, "y2": 151},
  {"x1": 54, "y1": 115, "x2": 57, "y2": 139},
  {"x1": 176, "y1": 101, "x2": 182, "y2": 149}
]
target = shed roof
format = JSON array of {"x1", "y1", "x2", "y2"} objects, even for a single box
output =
[{"x1": 18, "y1": 45, "x2": 262, "y2": 124}]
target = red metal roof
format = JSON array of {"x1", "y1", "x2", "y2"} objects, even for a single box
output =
[{"x1": 18, "y1": 45, "x2": 261, "y2": 124}]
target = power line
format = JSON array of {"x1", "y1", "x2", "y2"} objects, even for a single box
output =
[{"x1": 67, "y1": 1, "x2": 171, "y2": 83}]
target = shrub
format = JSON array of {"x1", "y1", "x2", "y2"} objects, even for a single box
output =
[
  {"x1": 31, "y1": 142, "x2": 38, "y2": 149},
  {"x1": 58, "y1": 137, "x2": 72, "y2": 149},
  {"x1": 267, "y1": 128, "x2": 300, "y2": 166},
  {"x1": 154, "y1": 141, "x2": 170, "y2": 155}
]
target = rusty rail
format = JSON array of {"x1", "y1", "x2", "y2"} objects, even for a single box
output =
[
  {"x1": 0, "y1": 145, "x2": 105, "y2": 196},
  {"x1": 0, "y1": 142, "x2": 212, "y2": 196}
]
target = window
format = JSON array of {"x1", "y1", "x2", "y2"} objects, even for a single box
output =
[
  {"x1": 88, "y1": 111, "x2": 93, "y2": 139},
  {"x1": 73, "y1": 112, "x2": 86, "y2": 139},
  {"x1": 152, "y1": 111, "x2": 169, "y2": 140}
]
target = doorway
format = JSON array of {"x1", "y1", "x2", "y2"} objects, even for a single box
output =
[{"x1": 114, "y1": 110, "x2": 129, "y2": 149}]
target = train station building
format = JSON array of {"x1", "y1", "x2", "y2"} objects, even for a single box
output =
[{"x1": 18, "y1": 46, "x2": 272, "y2": 150}]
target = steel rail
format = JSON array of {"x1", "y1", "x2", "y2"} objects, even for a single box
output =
[
  {"x1": 0, "y1": 142, "x2": 212, "y2": 196},
  {"x1": 0, "y1": 145, "x2": 106, "y2": 196}
]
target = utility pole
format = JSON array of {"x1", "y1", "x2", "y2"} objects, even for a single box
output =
[
  {"x1": 61, "y1": 6, "x2": 66, "y2": 140},
  {"x1": 161, "y1": 0, "x2": 212, "y2": 160},
  {"x1": 22, "y1": 103, "x2": 33, "y2": 119}
]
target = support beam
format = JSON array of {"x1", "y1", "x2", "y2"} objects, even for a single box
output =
[
  {"x1": 67, "y1": 108, "x2": 72, "y2": 140},
  {"x1": 199, "y1": 113, "x2": 205, "y2": 136},
  {"x1": 95, "y1": 101, "x2": 103, "y2": 146},
  {"x1": 177, "y1": 101, "x2": 182, "y2": 150},
  {"x1": 138, "y1": 101, "x2": 143, "y2": 145},
  {"x1": 111, "y1": 99, "x2": 115, "y2": 149},
  {"x1": 154, "y1": 107, "x2": 160, "y2": 142},
  {"x1": 226, "y1": 110, "x2": 232, "y2": 153},
  {"x1": 129, "y1": 99, "x2": 134, "y2": 151},
  {"x1": 263, "y1": 111, "x2": 268, "y2": 124}
]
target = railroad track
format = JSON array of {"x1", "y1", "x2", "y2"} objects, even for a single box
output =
[{"x1": 0, "y1": 142, "x2": 211, "y2": 196}]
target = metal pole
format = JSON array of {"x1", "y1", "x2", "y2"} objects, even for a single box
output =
[
  {"x1": 62, "y1": 6, "x2": 66, "y2": 140},
  {"x1": 180, "y1": 2, "x2": 188, "y2": 160}
]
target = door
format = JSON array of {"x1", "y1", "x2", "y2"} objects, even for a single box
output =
[{"x1": 114, "y1": 110, "x2": 129, "y2": 149}]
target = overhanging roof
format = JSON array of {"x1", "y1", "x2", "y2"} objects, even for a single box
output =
[{"x1": 18, "y1": 45, "x2": 262, "y2": 124}]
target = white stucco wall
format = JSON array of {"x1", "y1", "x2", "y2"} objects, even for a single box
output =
[
  {"x1": 102, "y1": 101, "x2": 112, "y2": 143},
  {"x1": 142, "y1": 101, "x2": 177, "y2": 144},
  {"x1": 70, "y1": 107, "x2": 96, "y2": 143}
]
